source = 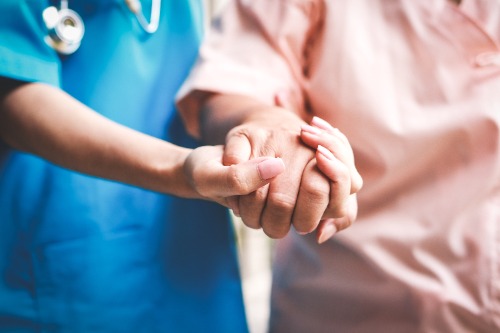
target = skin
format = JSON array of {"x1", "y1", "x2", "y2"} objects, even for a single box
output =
[
  {"x1": 183, "y1": 92, "x2": 363, "y2": 240},
  {"x1": 0, "y1": 79, "x2": 285, "y2": 206},
  {"x1": 300, "y1": 117, "x2": 361, "y2": 243}
]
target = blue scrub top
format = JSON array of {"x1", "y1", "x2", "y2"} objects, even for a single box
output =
[{"x1": 0, "y1": 0, "x2": 248, "y2": 332}]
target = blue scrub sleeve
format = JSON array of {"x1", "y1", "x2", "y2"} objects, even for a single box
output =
[{"x1": 0, "y1": 0, "x2": 61, "y2": 86}]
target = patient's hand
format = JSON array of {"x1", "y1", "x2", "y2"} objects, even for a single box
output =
[
  {"x1": 299, "y1": 116, "x2": 363, "y2": 243},
  {"x1": 223, "y1": 108, "x2": 360, "y2": 239}
]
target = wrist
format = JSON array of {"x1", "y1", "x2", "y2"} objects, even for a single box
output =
[{"x1": 155, "y1": 145, "x2": 198, "y2": 198}]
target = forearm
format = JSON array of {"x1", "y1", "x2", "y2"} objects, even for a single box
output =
[{"x1": 0, "y1": 82, "x2": 197, "y2": 198}]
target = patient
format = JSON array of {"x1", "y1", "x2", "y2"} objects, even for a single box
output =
[{"x1": 178, "y1": 0, "x2": 500, "y2": 332}]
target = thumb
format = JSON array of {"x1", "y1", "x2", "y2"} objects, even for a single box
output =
[{"x1": 215, "y1": 157, "x2": 285, "y2": 197}]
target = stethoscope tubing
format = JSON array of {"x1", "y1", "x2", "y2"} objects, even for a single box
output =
[{"x1": 44, "y1": 0, "x2": 161, "y2": 55}]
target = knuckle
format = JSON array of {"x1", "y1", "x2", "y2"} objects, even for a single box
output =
[
  {"x1": 328, "y1": 202, "x2": 350, "y2": 218},
  {"x1": 238, "y1": 190, "x2": 267, "y2": 228},
  {"x1": 241, "y1": 216, "x2": 261, "y2": 230},
  {"x1": 196, "y1": 184, "x2": 211, "y2": 198},
  {"x1": 334, "y1": 164, "x2": 351, "y2": 183},
  {"x1": 191, "y1": 170, "x2": 212, "y2": 198},
  {"x1": 253, "y1": 188, "x2": 268, "y2": 202},
  {"x1": 294, "y1": 224, "x2": 316, "y2": 235},
  {"x1": 262, "y1": 224, "x2": 289, "y2": 239},
  {"x1": 301, "y1": 182, "x2": 330, "y2": 204},
  {"x1": 267, "y1": 192, "x2": 296, "y2": 213},
  {"x1": 227, "y1": 126, "x2": 250, "y2": 139},
  {"x1": 350, "y1": 174, "x2": 364, "y2": 194},
  {"x1": 292, "y1": 209, "x2": 322, "y2": 234},
  {"x1": 227, "y1": 126, "x2": 265, "y2": 145},
  {"x1": 335, "y1": 216, "x2": 353, "y2": 232}
]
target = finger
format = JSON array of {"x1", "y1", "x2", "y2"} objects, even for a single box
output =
[
  {"x1": 259, "y1": 148, "x2": 314, "y2": 238},
  {"x1": 312, "y1": 117, "x2": 363, "y2": 191},
  {"x1": 316, "y1": 146, "x2": 352, "y2": 219},
  {"x1": 291, "y1": 159, "x2": 330, "y2": 234},
  {"x1": 238, "y1": 185, "x2": 269, "y2": 229},
  {"x1": 316, "y1": 215, "x2": 355, "y2": 243},
  {"x1": 301, "y1": 125, "x2": 363, "y2": 194},
  {"x1": 224, "y1": 130, "x2": 252, "y2": 166},
  {"x1": 300, "y1": 125, "x2": 346, "y2": 158},
  {"x1": 311, "y1": 116, "x2": 349, "y2": 147},
  {"x1": 316, "y1": 219, "x2": 338, "y2": 244},
  {"x1": 297, "y1": 193, "x2": 358, "y2": 244},
  {"x1": 205, "y1": 157, "x2": 285, "y2": 198},
  {"x1": 316, "y1": 218, "x2": 346, "y2": 244},
  {"x1": 316, "y1": 195, "x2": 357, "y2": 243},
  {"x1": 259, "y1": 185, "x2": 295, "y2": 238},
  {"x1": 226, "y1": 196, "x2": 240, "y2": 217}
]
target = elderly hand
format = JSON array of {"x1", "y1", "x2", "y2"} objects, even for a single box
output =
[{"x1": 223, "y1": 108, "x2": 360, "y2": 239}]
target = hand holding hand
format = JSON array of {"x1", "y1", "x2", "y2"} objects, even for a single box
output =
[
  {"x1": 223, "y1": 104, "x2": 354, "y2": 239},
  {"x1": 300, "y1": 116, "x2": 363, "y2": 243},
  {"x1": 183, "y1": 145, "x2": 285, "y2": 208}
]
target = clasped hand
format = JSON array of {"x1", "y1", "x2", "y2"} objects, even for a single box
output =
[{"x1": 222, "y1": 108, "x2": 362, "y2": 243}]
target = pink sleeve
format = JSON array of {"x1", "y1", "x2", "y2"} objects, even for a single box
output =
[{"x1": 177, "y1": 0, "x2": 323, "y2": 138}]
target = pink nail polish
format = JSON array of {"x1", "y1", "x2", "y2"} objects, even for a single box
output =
[
  {"x1": 312, "y1": 116, "x2": 336, "y2": 132},
  {"x1": 317, "y1": 145, "x2": 335, "y2": 160},
  {"x1": 257, "y1": 158, "x2": 285, "y2": 180},
  {"x1": 301, "y1": 124, "x2": 322, "y2": 135}
]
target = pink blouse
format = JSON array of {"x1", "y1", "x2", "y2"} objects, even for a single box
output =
[{"x1": 178, "y1": 0, "x2": 500, "y2": 331}]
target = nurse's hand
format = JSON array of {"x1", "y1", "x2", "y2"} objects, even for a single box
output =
[
  {"x1": 183, "y1": 145, "x2": 285, "y2": 209},
  {"x1": 299, "y1": 117, "x2": 363, "y2": 243},
  {"x1": 0, "y1": 81, "x2": 284, "y2": 203}
]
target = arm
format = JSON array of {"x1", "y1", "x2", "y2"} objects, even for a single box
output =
[
  {"x1": 177, "y1": 0, "x2": 359, "y2": 237},
  {"x1": 0, "y1": 80, "x2": 284, "y2": 205}
]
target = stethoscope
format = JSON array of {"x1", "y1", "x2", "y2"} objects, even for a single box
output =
[{"x1": 42, "y1": 0, "x2": 161, "y2": 55}]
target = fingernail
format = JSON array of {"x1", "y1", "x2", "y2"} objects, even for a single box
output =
[
  {"x1": 317, "y1": 145, "x2": 335, "y2": 161},
  {"x1": 312, "y1": 116, "x2": 336, "y2": 132},
  {"x1": 257, "y1": 158, "x2": 285, "y2": 180},
  {"x1": 301, "y1": 124, "x2": 322, "y2": 135},
  {"x1": 317, "y1": 224, "x2": 337, "y2": 244}
]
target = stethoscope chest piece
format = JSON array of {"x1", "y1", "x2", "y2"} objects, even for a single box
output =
[
  {"x1": 43, "y1": 5, "x2": 85, "y2": 55},
  {"x1": 42, "y1": 0, "x2": 161, "y2": 55}
]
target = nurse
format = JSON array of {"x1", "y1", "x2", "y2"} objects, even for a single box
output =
[{"x1": 0, "y1": 0, "x2": 285, "y2": 332}]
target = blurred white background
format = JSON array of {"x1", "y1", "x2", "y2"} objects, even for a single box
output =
[
  {"x1": 234, "y1": 217, "x2": 274, "y2": 333},
  {"x1": 204, "y1": 0, "x2": 229, "y2": 23},
  {"x1": 202, "y1": 1, "x2": 274, "y2": 332}
]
